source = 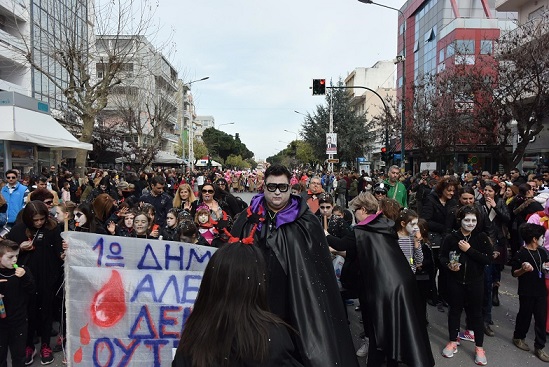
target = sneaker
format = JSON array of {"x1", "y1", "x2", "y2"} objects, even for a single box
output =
[
  {"x1": 484, "y1": 324, "x2": 495, "y2": 337},
  {"x1": 356, "y1": 342, "x2": 368, "y2": 357},
  {"x1": 442, "y1": 341, "x2": 458, "y2": 358},
  {"x1": 513, "y1": 338, "x2": 531, "y2": 351},
  {"x1": 40, "y1": 344, "x2": 54, "y2": 365},
  {"x1": 25, "y1": 346, "x2": 36, "y2": 366},
  {"x1": 458, "y1": 330, "x2": 475, "y2": 343},
  {"x1": 535, "y1": 348, "x2": 549, "y2": 363},
  {"x1": 475, "y1": 347, "x2": 487, "y2": 366}
]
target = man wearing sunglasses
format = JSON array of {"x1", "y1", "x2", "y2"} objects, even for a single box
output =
[
  {"x1": 231, "y1": 164, "x2": 358, "y2": 367},
  {"x1": 1, "y1": 170, "x2": 29, "y2": 227}
]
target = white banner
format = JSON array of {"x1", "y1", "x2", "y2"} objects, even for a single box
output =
[{"x1": 63, "y1": 232, "x2": 216, "y2": 366}]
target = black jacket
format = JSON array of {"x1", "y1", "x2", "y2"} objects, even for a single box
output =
[
  {"x1": 439, "y1": 230, "x2": 492, "y2": 284},
  {"x1": 422, "y1": 191, "x2": 457, "y2": 235},
  {"x1": 7, "y1": 223, "x2": 63, "y2": 291},
  {"x1": 231, "y1": 194, "x2": 358, "y2": 367},
  {"x1": 0, "y1": 266, "x2": 35, "y2": 327},
  {"x1": 354, "y1": 213, "x2": 435, "y2": 367}
]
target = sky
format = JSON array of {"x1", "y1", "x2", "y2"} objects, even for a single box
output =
[{"x1": 155, "y1": 0, "x2": 406, "y2": 161}]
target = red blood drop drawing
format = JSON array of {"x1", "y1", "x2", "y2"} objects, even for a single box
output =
[
  {"x1": 80, "y1": 324, "x2": 90, "y2": 345},
  {"x1": 74, "y1": 347, "x2": 83, "y2": 363},
  {"x1": 91, "y1": 270, "x2": 126, "y2": 327}
]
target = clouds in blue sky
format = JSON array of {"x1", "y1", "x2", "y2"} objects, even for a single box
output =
[{"x1": 158, "y1": 0, "x2": 404, "y2": 160}]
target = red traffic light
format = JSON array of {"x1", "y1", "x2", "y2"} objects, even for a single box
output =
[
  {"x1": 312, "y1": 79, "x2": 326, "y2": 95},
  {"x1": 381, "y1": 147, "x2": 387, "y2": 153}
]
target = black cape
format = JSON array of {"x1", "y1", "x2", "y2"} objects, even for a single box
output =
[
  {"x1": 355, "y1": 213, "x2": 434, "y2": 367},
  {"x1": 231, "y1": 195, "x2": 358, "y2": 367}
]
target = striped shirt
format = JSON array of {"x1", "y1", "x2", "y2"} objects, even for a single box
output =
[{"x1": 398, "y1": 235, "x2": 424, "y2": 273}]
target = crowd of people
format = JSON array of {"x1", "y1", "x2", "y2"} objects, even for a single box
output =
[{"x1": 0, "y1": 163, "x2": 548, "y2": 366}]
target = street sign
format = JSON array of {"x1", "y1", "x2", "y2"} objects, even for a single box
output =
[{"x1": 327, "y1": 159, "x2": 339, "y2": 163}]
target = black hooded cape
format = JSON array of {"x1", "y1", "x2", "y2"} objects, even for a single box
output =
[
  {"x1": 231, "y1": 194, "x2": 358, "y2": 367},
  {"x1": 354, "y1": 214, "x2": 434, "y2": 367}
]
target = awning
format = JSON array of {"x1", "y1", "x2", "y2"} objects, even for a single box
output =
[
  {"x1": 0, "y1": 105, "x2": 93, "y2": 151},
  {"x1": 195, "y1": 158, "x2": 222, "y2": 167},
  {"x1": 115, "y1": 151, "x2": 184, "y2": 165}
]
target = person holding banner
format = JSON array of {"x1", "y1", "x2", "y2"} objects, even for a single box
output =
[
  {"x1": 173, "y1": 241, "x2": 303, "y2": 367},
  {"x1": 6, "y1": 201, "x2": 63, "y2": 365},
  {"x1": 231, "y1": 164, "x2": 358, "y2": 367}
]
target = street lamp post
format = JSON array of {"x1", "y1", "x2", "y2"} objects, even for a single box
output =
[
  {"x1": 183, "y1": 77, "x2": 209, "y2": 172},
  {"x1": 358, "y1": 0, "x2": 406, "y2": 171},
  {"x1": 284, "y1": 129, "x2": 298, "y2": 142}
]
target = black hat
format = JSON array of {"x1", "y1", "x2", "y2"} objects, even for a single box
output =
[{"x1": 373, "y1": 182, "x2": 388, "y2": 194}]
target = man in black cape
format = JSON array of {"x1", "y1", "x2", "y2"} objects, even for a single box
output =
[{"x1": 231, "y1": 164, "x2": 358, "y2": 367}]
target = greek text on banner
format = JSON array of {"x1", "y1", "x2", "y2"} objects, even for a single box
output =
[{"x1": 63, "y1": 232, "x2": 216, "y2": 366}]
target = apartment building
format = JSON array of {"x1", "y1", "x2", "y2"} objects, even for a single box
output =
[
  {"x1": 345, "y1": 61, "x2": 396, "y2": 172},
  {"x1": 394, "y1": 0, "x2": 516, "y2": 172}
]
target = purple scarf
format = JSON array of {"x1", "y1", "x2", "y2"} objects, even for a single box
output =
[{"x1": 249, "y1": 193, "x2": 301, "y2": 230}]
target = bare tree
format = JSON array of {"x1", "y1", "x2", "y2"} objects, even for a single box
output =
[
  {"x1": 102, "y1": 83, "x2": 177, "y2": 172},
  {"x1": 14, "y1": 0, "x2": 165, "y2": 176},
  {"x1": 493, "y1": 14, "x2": 549, "y2": 169}
]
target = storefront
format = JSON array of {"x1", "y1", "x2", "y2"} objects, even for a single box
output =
[{"x1": 0, "y1": 92, "x2": 92, "y2": 178}]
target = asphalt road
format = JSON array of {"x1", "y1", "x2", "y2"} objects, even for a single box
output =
[{"x1": 9, "y1": 191, "x2": 549, "y2": 366}]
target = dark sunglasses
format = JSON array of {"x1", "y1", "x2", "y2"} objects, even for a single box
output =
[
  {"x1": 320, "y1": 206, "x2": 332, "y2": 209},
  {"x1": 265, "y1": 183, "x2": 290, "y2": 192},
  {"x1": 202, "y1": 189, "x2": 214, "y2": 194},
  {"x1": 43, "y1": 200, "x2": 53, "y2": 205},
  {"x1": 6, "y1": 176, "x2": 17, "y2": 179}
]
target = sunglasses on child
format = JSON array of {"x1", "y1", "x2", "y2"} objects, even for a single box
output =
[{"x1": 265, "y1": 183, "x2": 290, "y2": 192}]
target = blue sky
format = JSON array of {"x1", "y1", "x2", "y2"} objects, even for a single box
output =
[{"x1": 157, "y1": 0, "x2": 405, "y2": 161}]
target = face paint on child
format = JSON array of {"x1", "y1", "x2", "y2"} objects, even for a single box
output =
[
  {"x1": 405, "y1": 218, "x2": 419, "y2": 235},
  {"x1": 166, "y1": 214, "x2": 177, "y2": 228},
  {"x1": 461, "y1": 213, "x2": 477, "y2": 233}
]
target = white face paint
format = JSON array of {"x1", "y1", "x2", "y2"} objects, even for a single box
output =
[
  {"x1": 538, "y1": 236, "x2": 545, "y2": 248},
  {"x1": 198, "y1": 213, "x2": 209, "y2": 225},
  {"x1": 461, "y1": 213, "x2": 477, "y2": 233},
  {"x1": 74, "y1": 211, "x2": 87, "y2": 226},
  {"x1": 405, "y1": 218, "x2": 419, "y2": 236}
]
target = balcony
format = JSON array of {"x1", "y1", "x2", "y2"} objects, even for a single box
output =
[
  {"x1": 501, "y1": 12, "x2": 549, "y2": 49},
  {"x1": 495, "y1": 0, "x2": 530, "y2": 12}
]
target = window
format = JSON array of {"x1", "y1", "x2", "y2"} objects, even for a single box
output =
[
  {"x1": 480, "y1": 40, "x2": 493, "y2": 55},
  {"x1": 528, "y1": 6, "x2": 545, "y2": 21},
  {"x1": 447, "y1": 43, "x2": 455, "y2": 57},
  {"x1": 414, "y1": 40, "x2": 420, "y2": 53},
  {"x1": 455, "y1": 40, "x2": 475, "y2": 55},
  {"x1": 424, "y1": 28, "x2": 435, "y2": 43}
]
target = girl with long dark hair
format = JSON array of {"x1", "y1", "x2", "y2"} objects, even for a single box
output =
[
  {"x1": 173, "y1": 242, "x2": 302, "y2": 367},
  {"x1": 6, "y1": 201, "x2": 63, "y2": 365}
]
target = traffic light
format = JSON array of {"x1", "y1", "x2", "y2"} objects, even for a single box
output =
[
  {"x1": 312, "y1": 79, "x2": 326, "y2": 95},
  {"x1": 381, "y1": 147, "x2": 387, "y2": 161}
]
